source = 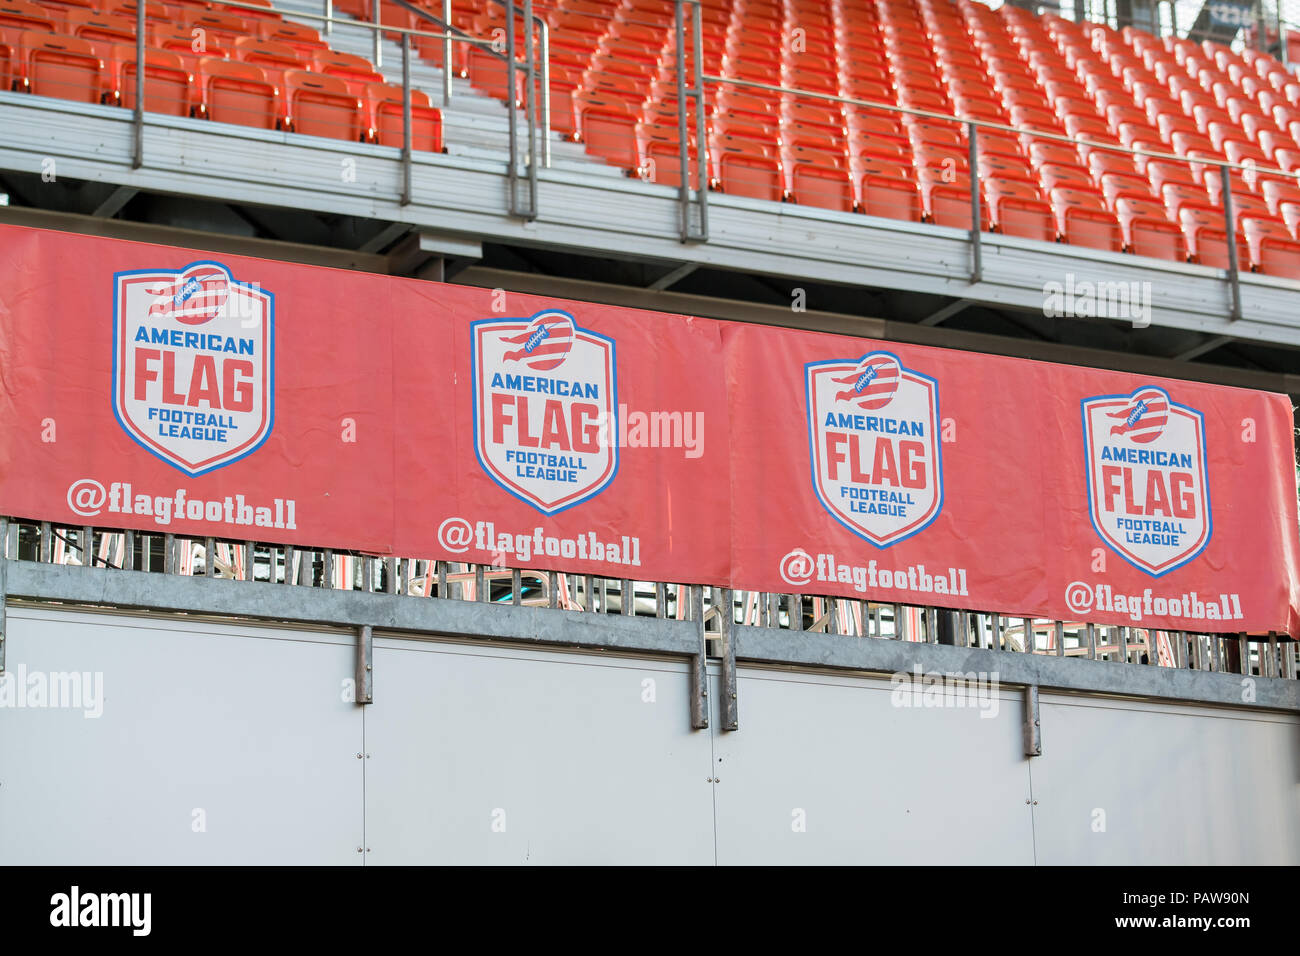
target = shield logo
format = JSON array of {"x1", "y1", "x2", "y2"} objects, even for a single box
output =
[
  {"x1": 1082, "y1": 385, "x2": 1211, "y2": 576},
  {"x1": 806, "y1": 350, "x2": 943, "y2": 547},
  {"x1": 113, "y1": 260, "x2": 274, "y2": 477},
  {"x1": 472, "y1": 310, "x2": 618, "y2": 515}
]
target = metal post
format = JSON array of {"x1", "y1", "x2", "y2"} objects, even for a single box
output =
[
  {"x1": 442, "y1": 0, "x2": 453, "y2": 105},
  {"x1": 1279, "y1": 3, "x2": 1289, "y2": 67},
  {"x1": 673, "y1": 0, "x2": 690, "y2": 240},
  {"x1": 1023, "y1": 685, "x2": 1042, "y2": 756},
  {"x1": 373, "y1": 0, "x2": 383, "y2": 68},
  {"x1": 356, "y1": 624, "x2": 373, "y2": 703},
  {"x1": 0, "y1": 516, "x2": 7, "y2": 674},
  {"x1": 537, "y1": 16, "x2": 551, "y2": 168},
  {"x1": 522, "y1": 0, "x2": 537, "y2": 217},
  {"x1": 401, "y1": 33, "x2": 412, "y2": 206},
  {"x1": 325, "y1": 0, "x2": 333, "y2": 35},
  {"x1": 969, "y1": 120, "x2": 982, "y2": 283},
  {"x1": 1221, "y1": 165, "x2": 1242, "y2": 321},
  {"x1": 691, "y1": 0, "x2": 708, "y2": 238},
  {"x1": 132, "y1": 0, "x2": 145, "y2": 169},
  {"x1": 689, "y1": 584, "x2": 708, "y2": 729},
  {"x1": 505, "y1": 0, "x2": 519, "y2": 215},
  {"x1": 720, "y1": 587, "x2": 737, "y2": 730}
]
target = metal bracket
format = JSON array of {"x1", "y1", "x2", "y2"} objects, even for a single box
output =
[
  {"x1": 719, "y1": 587, "x2": 738, "y2": 731},
  {"x1": 1022, "y1": 684, "x2": 1041, "y2": 756},
  {"x1": 356, "y1": 624, "x2": 373, "y2": 704},
  {"x1": 0, "y1": 518, "x2": 8, "y2": 675},
  {"x1": 689, "y1": 584, "x2": 708, "y2": 729}
]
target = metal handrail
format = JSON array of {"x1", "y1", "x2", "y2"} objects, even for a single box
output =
[{"x1": 388, "y1": 0, "x2": 552, "y2": 170}]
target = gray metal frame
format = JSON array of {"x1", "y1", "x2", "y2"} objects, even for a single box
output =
[{"x1": 3, "y1": 551, "x2": 1295, "y2": 739}]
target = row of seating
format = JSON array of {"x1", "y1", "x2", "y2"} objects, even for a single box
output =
[
  {"x1": 0, "y1": 0, "x2": 442, "y2": 149},
  {"x1": 421, "y1": 0, "x2": 1300, "y2": 276}
]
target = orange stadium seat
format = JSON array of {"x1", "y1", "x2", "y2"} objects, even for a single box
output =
[
  {"x1": 18, "y1": 30, "x2": 101, "y2": 100},
  {"x1": 365, "y1": 81, "x2": 443, "y2": 152},
  {"x1": 283, "y1": 70, "x2": 361, "y2": 141},
  {"x1": 198, "y1": 57, "x2": 277, "y2": 128}
]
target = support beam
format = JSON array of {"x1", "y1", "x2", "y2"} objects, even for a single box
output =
[
  {"x1": 719, "y1": 587, "x2": 738, "y2": 731},
  {"x1": 1023, "y1": 685, "x2": 1041, "y2": 756},
  {"x1": 690, "y1": 584, "x2": 709, "y2": 730},
  {"x1": 0, "y1": 517, "x2": 6, "y2": 674},
  {"x1": 1174, "y1": 334, "x2": 1233, "y2": 361},
  {"x1": 356, "y1": 624, "x2": 373, "y2": 704},
  {"x1": 0, "y1": 206, "x2": 391, "y2": 273},
  {"x1": 647, "y1": 261, "x2": 698, "y2": 291},
  {"x1": 91, "y1": 185, "x2": 138, "y2": 219},
  {"x1": 4, "y1": 560, "x2": 1297, "y2": 712},
  {"x1": 918, "y1": 298, "x2": 970, "y2": 327},
  {"x1": 359, "y1": 222, "x2": 412, "y2": 254}
]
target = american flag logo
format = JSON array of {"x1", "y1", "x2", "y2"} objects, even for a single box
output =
[
  {"x1": 831, "y1": 352, "x2": 901, "y2": 410},
  {"x1": 144, "y1": 265, "x2": 230, "y2": 326},
  {"x1": 500, "y1": 311, "x2": 575, "y2": 371},
  {"x1": 1107, "y1": 387, "x2": 1168, "y2": 444}
]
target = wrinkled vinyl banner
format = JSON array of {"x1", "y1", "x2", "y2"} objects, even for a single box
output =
[
  {"x1": 1, "y1": 225, "x2": 1298, "y2": 634},
  {"x1": 724, "y1": 323, "x2": 1300, "y2": 637}
]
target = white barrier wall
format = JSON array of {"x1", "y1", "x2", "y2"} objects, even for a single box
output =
[{"x1": 0, "y1": 606, "x2": 1296, "y2": 865}]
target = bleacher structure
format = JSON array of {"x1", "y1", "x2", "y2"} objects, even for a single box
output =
[{"x1": 3, "y1": 0, "x2": 1300, "y2": 866}]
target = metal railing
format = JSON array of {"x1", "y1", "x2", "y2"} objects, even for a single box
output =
[
  {"x1": 667, "y1": 0, "x2": 1300, "y2": 306},
  {"x1": 2, "y1": 517, "x2": 1295, "y2": 688},
  {"x1": 123, "y1": 0, "x2": 533, "y2": 210}
]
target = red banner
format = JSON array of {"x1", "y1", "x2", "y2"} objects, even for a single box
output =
[
  {"x1": 1, "y1": 224, "x2": 1298, "y2": 635},
  {"x1": 725, "y1": 323, "x2": 1300, "y2": 637}
]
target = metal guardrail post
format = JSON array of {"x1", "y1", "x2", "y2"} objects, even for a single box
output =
[
  {"x1": 132, "y1": 0, "x2": 144, "y2": 169},
  {"x1": 401, "y1": 33, "x2": 412, "y2": 206},
  {"x1": 1221, "y1": 165, "x2": 1242, "y2": 321},
  {"x1": 673, "y1": 1, "x2": 708, "y2": 242},
  {"x1": 325, "y1": 0, "x2": 332, "y2": 35},
  {"x1": 1023, "y1": 685, "x2": 1041, "y2": 756},
  {"x1": 523, "y1": 0, "x2": 537, "y2": 217},
  {"x1": 537, "y1": 16, "x2": 550, "y2": 168},
  {"x1": 969, "y1": 120, "x2": 982, "y2": 284},
  {"x1": 674, "y1": 0, "x2": 690, "y2": 241},
  {"x1": 443, "y1": 0, "x2": 453, "y2": 105},
  {"x1": 691, "y1": 0, "x2": 708, "y2": 240},
  {"x1": 689, "y1": 584, "x2": 708, "y2": 729},
  {"x1": 0, "y1": 517, "x2": 7, "y2": 675},
  {"x1": 356, "y1": 624, "x2": 373, "y2": 703},
  {"x1": 373, "y1": 0, "x2": 383, "y2": 68},
  {"x1": 720, "y1": 587, "x2": 738, "y2": 731}
]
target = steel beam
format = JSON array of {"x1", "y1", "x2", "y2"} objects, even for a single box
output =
[
  {"x1": 4, "y1": 560, "x2": 1297, "y2": 712},
  {"x1": 732, "y1": 625, "x2": 1300, "y2": 712},
  {"x1": 356, "y1": 624, "x2": 374, "y2": 703},
  {"x1": 1023, "y1": 685, "x2": 1041, "y2": 756}
]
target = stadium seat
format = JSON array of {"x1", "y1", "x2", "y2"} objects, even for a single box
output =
[
  {"x1": 857, "y1": 156, "x2": 921, "y2": 222},
  {"x1": 1048, "y1": 185, "x2": 1122, "y2": 250},
  {"x1": 365, "y1": 81, "x2": 443, "y2": 152},
  {"x1": 311, "y1": 49, "x2": 383, "y2": 97},
  {"x1": 197, "y1": 57, "x2": 277, "y2": 129},
  {"x1": 984, "y1": 177, "x2": 1053, "y2": 240},
  {"x1": 1241, "y1": 216, "x2": 1300, "y2": 277},
  {"x1": 282, "y1": 70, "x2": 362, "y2": 141},
  {"x1": 18, "y1": 30, "x2": 101, "y2": 101},
  {"x1": 1177, "y1": 204, "x2": 1249, "y2": 270},
  {"x1": 1114, "y1": 196, "x2": 1185, "y2": 260},
  {"x1": 105, "y1": 42, "x2": 191, "y2": 114}
]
